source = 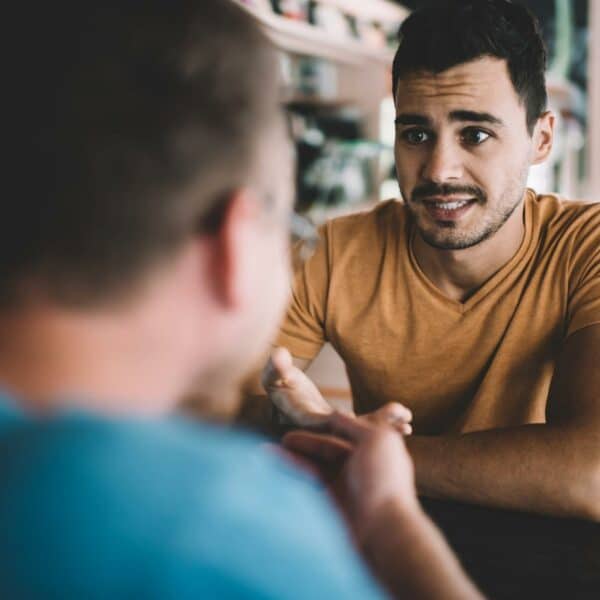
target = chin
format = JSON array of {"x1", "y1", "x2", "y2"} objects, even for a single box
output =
[
  {"x1": 415, "y1": 211, "x2": 496, "y2": 250},
  {"x1": 421, "y1": 232, "x2": 484, "y2": 251}
]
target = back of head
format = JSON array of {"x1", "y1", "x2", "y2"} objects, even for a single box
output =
[
  {"x1": 392, "y1": 0, "x2": 547, "y2": 133},
  {"x1": 5, "y1": 0, "x2": 280, "y2": 309}
]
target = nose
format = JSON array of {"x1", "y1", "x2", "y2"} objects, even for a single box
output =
[{"x1": 420, "y1": 138, "x2": 463, "y2": 183}]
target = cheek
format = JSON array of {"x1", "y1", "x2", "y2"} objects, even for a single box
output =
[
  {"x1": 478, "y1": 137, "x2": 531, "y2": 175},
  {"x1": 394, "y1": 146, "x2": 418, "y2": 189},
  {"x1": 470, "y1": 148, "x2": 529, "y2": 200}
]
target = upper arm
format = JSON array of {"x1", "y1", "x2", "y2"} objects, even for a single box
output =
[
  {"x1": 553, "y1": 207, "x2": 600, "y2": 427},
  {"x1": 546, "y1": 324, "x2": 600, "y2": 429},
  {"x1": 276, "y1": 224, "x2": 331, "y2": 360},
  {"x1": 566, "y1": 208, "x2": 600, "y2": 337}
]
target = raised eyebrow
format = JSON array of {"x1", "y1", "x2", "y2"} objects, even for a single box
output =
[
  {"x1": 394, "y1": 113, "x2": 431, "y2": 126},
  {"x1": 449, "y1": 110, "x2": 505, "y2": 127}
]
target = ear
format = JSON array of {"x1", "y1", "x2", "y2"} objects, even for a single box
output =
[
  {"x1": 531, "y1": 111, "x2": 555, "y2": 165},
  {"x1": 210, "y1": 189, "x2": 262, "y2": 310}
]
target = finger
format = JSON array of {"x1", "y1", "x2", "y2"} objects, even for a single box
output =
[
  {"x1": 371, "y1": 402, "x2": 412, "y2": 424},
  {"x1": 362, "y1": 410, "x2": 411, "y2": 433},
  {"x1": 271, "y1": 346, "x2": 293, "y2": 377},
  {"x1": 282, "y1": 430, "x2": 353, "y2": 463},
  {"x1": 396, "y1": 422, "x2": 412, "y2": 435},
  {"x1": 262, "y1": 347, "x2": 294, "y2": 388},
  {"x1": 382, "y1": 402, "x2": 413, "y2": 423},
  {"x1": 364, "y1": 413, "x2": 413, "y2": 432}
]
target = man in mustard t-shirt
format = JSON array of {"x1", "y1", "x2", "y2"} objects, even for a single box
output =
[{"x1": 256, "y1": 0, "x2": 600, "y2": 521}]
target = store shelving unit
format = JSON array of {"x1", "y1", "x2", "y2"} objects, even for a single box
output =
[
  {"x1": 234, "y1": 1, "x2": 404, "y2": 65},
  {"x1": 232, "y1": 0, "x2": 407, "y2": 127},
  {"x1": 233, "y1": 0, "x2": 407, "y2": 174},
  {"x1": 234, "y1": 1, "x2": 407, "y2": 63}
]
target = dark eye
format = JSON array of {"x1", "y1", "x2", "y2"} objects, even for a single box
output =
[
  {"x1": 401, "y1": 128, "x2": 431, "y2": 145},
  {"x1": 461, "y1": 128, "x2": 491, "y2": 145}
]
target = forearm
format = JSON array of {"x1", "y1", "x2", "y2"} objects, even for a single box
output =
[
  {"x1": 360, "y1": 500, "x2": 483, "y2": 600},
  {"x1": 407, "y1": 424, "x2": 600, "y2": 520}
]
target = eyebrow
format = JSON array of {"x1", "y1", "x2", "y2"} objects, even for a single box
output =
[
  {"x1": 394, "y1": 113, "x2": 430, "y2": 126},
  {"x1": 394, "y1": 110, "x2": 505, "y2": 127},
  {"x1": 449, "y1": 110, "x2": 504, "y2": 126}
]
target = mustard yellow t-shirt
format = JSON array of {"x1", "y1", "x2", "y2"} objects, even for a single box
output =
[{"x1": 277, "y1": 190, "x2": 600, "y2": 434}]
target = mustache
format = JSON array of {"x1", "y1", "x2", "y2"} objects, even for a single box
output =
[{"x1": 411, "y1": 182, "x2": 486, "y2": 204}]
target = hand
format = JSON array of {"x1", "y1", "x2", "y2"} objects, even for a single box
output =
[
  {"x1": 282, "y1": 412, "x2": 419, "y2": 541},
  {"x1": 262, "y1": 347, "x2": 333, "y2": 427},
  {"x1": 359, "y1": 402, "x2": 413, "y2": 435},
  {"x1": 263, "y1": 348, "x2": 413, "y2": 433}
]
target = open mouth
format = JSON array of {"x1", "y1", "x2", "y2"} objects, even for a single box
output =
[{"x1": 422, "y1": 198, "x2": 477, "y2": 222}]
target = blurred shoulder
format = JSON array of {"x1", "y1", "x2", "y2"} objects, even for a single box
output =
[
  {"x1": 0, "y1": 413, "x2": 318, "y2": 507},
  {"x1": 0, "y1": 413, "x2": 382, "y2": 597}
]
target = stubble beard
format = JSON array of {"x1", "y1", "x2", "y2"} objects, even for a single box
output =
[{"x1": 404, "y1": 168, "x2": 529, "y2": 251}]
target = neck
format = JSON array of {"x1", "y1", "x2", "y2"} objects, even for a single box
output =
[
  {"x1": 0, "y1": 246, "x2": 241, "y2": 418},
  {"x1": 413, "y1": 200, "x2": 526, "y2": 303},
  {"x1": 0, "y1": 306, "x2": 188, "y2": 415}
]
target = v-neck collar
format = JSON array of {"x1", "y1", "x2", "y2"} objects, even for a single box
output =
[{"x1": 405, "y1": 189, "x2": 537, "y2": 314}]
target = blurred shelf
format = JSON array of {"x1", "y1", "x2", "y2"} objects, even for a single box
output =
[
  {"x1": 234, "y1": 1, "x2": 400, "y2": 65},
  {"x1": 546, "y1": 77, "x2": 585, "y2": 117},
  {"x1": 306, "y1": 198, "x2": 380, "y2": 225},
  {"x1": 285, "y1": 95, "x2": 352, "y2": 109},
  {"x1": 318, "y1": 0, "x2": 408, "y2": 24}
]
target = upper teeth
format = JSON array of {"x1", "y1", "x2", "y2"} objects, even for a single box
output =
[{"x1": 433, "y1": 200, "x2": 470, "y2": 210}]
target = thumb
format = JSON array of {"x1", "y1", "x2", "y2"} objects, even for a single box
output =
[{"x1": 262, "y1": 347, "x2": 295, "y2": 389}]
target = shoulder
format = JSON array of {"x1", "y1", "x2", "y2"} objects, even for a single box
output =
[
  {"x1": 0, "y1": 413, "x2": 326, "y2": 519},
  {"x1": 531, "y1": 190, "x2": 600, "y2": 241},
  {"x1": 0, "y1": 414, "x2": 382, "y2": 598},
  {"x1": 326, "y1": 199, "x2": 406, "y2": 237},
  {"x1": 321, "y1": 199, "x2": 407, "y2": 262},
  {"x1": 530, "y1": 192, "x2": 600, "y2": 288},
  {"x1": 0, "y1": 412, "x2": 261, "y2": 484}
]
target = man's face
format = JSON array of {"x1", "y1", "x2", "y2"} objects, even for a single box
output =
[{"x1": 394, "y1": 57, "x2": 536, "y2": 250}]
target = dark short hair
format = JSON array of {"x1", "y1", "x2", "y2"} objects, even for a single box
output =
[
  {"x1": 392, "y1": 0, "x2": 547, "y2": 134},
  {"x1": 3, "y1": 0, "x2": 280, "y2": 308}
]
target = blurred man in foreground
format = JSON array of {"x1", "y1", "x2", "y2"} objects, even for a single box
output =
[{"x1": 0, "y1": 1, "x2": 480, "y2": 598}]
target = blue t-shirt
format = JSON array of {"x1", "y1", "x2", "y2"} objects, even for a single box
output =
[{"x1": 0, "y1": 394, "x2": 386, "y2": 599}]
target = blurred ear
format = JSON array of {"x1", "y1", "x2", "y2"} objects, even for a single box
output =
[
  {"x1": 210, "y1": 189, "x2": 262, "y2": 309},
  {"x1": 531, "y1": 111, "x2": 555, "y2": 165}
]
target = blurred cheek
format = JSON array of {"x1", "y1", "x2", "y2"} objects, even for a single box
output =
[
  {"x1": 258, "y1": 234, "x2": 291, "y2": 330},
  {"x1": 274, "y1": 236, "x2": 292, "y2": 313}
]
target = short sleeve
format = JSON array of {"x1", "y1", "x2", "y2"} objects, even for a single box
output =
[
  {"x1": 567, "y1": 207, "x2": 600, "y2": 337},
  {"x1": 276, "y1": 223, "x2": 331, "y2": 360}
]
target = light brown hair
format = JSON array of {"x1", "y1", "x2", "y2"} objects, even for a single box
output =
[{"x1": 4, "y1": 0, "x2": 280, "y2": 307}]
